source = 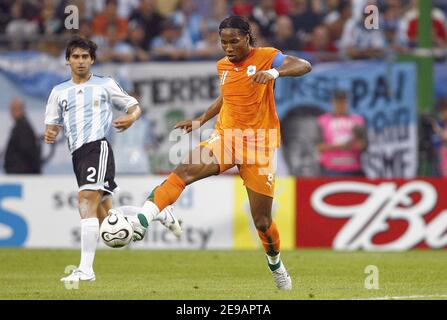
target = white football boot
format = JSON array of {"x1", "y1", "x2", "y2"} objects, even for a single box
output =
[
  {"x1": 270, "y1": 261, "x2": 292, "y2": 290},
  {"x1": 154, "y1": 205, "x2": 183, "y2": 238},
  {"x1": 107, "y1": 208, "x2": 147, "y2": 242},
  {"x1": 110, "y1": 205, "x2": 183, "y2": 241},
  {"x1": 60, "y1": 269, "x2": 96, "y2": 282}
]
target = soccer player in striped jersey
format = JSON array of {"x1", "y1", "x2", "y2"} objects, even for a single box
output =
[
  {"x1": 44, "y1": 36, "x2": 181, "y2": 282},
  {"x1": 136, "y1": 16, "x2": 312, "y2": 290}
]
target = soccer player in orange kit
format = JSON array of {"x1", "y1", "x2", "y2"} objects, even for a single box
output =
[{"x1": 137, "y1": 16, "x2": 311, "y2": 290}]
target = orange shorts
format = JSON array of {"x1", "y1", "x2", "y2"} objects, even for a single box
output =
[{"x1": 199, "y1": 132, "x2": 276, "y2": 197}]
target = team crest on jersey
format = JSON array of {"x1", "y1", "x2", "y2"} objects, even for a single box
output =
[
  {"x1": 93, "y1": 99, "x2": 100, "y2": 108},
  {"x1": 247, "y1": 65, "x2": 256, "y2": 76}
]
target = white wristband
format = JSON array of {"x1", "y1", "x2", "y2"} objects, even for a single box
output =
[{"x1": 266, "y1": 68, "x2": 280, "y2": 79}]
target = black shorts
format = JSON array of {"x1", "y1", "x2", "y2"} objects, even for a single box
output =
[{"x1": 72, "y1": 138, "x2": 118, "y2": 195}]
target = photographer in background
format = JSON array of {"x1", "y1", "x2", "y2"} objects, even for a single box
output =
[
  {"x1": 4, "y1": 98, "x2": 41, "y2": 174},
  {"x1": 430, "y1": 97, "x2": 447, "y2": 176}
]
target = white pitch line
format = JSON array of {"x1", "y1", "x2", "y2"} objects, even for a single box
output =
[{"x1": 355, "y1": 294, "x2": 447, "y2": 300}]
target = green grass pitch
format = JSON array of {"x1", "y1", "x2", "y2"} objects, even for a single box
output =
[{"x1": 1, "y1": 248, "x2": 446, "y2": 300}]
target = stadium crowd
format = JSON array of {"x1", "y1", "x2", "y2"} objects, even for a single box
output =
[{"x1": 1, "y1": 0, "x2": 447, "y2": 63}]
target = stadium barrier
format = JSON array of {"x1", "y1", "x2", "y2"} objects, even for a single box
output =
[
  {"x1": 296, "y1": 178, "x2": 447, "y2": 250},
  {"x1": 1, "y1": 176, "x2": 446, "y2": 250}
]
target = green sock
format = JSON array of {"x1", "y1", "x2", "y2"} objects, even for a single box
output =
[
  {"x1": 267, "y1": 253, "x2": 281, "y2": 271},
  {"x1": 137, "y1": 213, "x2": 149, "y2": 228}
]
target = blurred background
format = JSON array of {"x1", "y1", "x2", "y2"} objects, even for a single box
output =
[
  {"x1": 1, "y1": 0, "x2": 447, "y2": 177},
  {"x1": 0, "y1": 0, "x2": 447, "y2": 251}
]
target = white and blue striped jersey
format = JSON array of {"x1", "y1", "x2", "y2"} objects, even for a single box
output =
[{"x1": 44, "y1": 74, "x2": 138, "y2": 153}]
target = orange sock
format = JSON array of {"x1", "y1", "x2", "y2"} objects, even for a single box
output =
[
  {"x1": 148, "y1": 172, "x2": 186, "y2": 211},
  {"x1": 257, "y1": 220, "x2": 281, "y2": 256}
]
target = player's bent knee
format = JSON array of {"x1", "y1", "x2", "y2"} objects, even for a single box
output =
[
  {"x1": 174, "y1": 164, "x2": 214, "y2": 185},
  {"x1": 254, "y1": 217, "x2": 272, "y2": 233}
]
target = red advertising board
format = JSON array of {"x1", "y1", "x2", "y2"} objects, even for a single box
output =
[{"x1": 296, "y1": 178, "x2": 447, "y2": 250}]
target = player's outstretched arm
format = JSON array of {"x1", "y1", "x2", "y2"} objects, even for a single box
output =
[
  {"x1": 252, "y1": 56, "x2": 312, "y2": 84},
  {"x1": 113, "y1": 104, "x2": 142, "y2": 132},
  {"x1": 277, "y1": 56, "x2": 312, "y2": 77},
  {"x1": 44, "y1": 124, "x2": 60, "y2": 144},
  {"x1": 174, "y1": 95, "x2": 223, "y2": 134}
]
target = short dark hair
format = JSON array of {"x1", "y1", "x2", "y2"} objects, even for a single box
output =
[
  {"x1": 65, "y1": 36, "x2": 97, "y2": 61},
  {"x1": 219, "y1": 15, "x2": 255, "y2": 46},
  {"x1": 333, "y1": 89, "x2": 348, "y2": 100}
]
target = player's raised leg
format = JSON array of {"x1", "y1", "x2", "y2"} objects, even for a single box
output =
[
  {"x1": 108, "y1": 204, "x2": 181, "y2": 239},
  {"x1": 138, "y1": 145, "x2": 220, "y2": 228},
  {"x1": 246, "y1": 187, "x2": 292, "y2": 290},
  {"x1": 61, "y1": 189, "x2": 101, "y2": 282}
]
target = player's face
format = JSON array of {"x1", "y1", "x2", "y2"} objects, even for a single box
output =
[
  {"x1": 220, "y1": 28, "x2": 251, "y2": 63},
  {"x1": 67, "y1": 47, "x2": 94, "y2": 77},
  {"x1": 333, "y1": 99, "x2": 348, "y2": 116}
]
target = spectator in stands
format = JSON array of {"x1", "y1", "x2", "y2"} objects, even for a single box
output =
[
  {"x1": 199, "y1": 0, "x2": 229, "y2": 36},
  {"x1": 194, "y1": 0, "x2": 214, "y2": 19},
  {"x1": 128, "y1": 0, "x2": 165, "y2": 50},
  {"x1": 92, "y1": 0, "x2": 128, "y2": 41},
  {"x1": 322, "y1": 0, "x2": 342, "y2": 22},
  {"x1": 270, "y1": 15, "x2": 301, "y2": 52},
  {"x1": 194, "y1": 21, "x2": 222, "y2": 60},
  {"x1": 40, "y1": 0, "x2": 63, "y2": 35},
  {"x1": 77, "y1": 18, "x2": 94, "y2": 39},
  {"x1": 37, "y1": 0, "x2": 65, "y2": 55},
  {"x1": 383, "y1": 20, "x2": 409, "y2": 56},
  {"x1": 126, "y1": 21, "x2": 151, "y2": 61},
  {"x1": 431, "y1": 97, "x2": 447, "y2": 176},
  {"x1": 157, "y1": 0, "x2": 178, "y2": 16},
  {"x1": 231, "y1": 0, "x2": 254, "y2": 18},
  {"x1": 5, "y1": 0, "x2": 40, "y2": 41},
  {"x1": 275, "y1": 0, "x2": 294, "y2": 16},
  {"x1": 324, "y1": 0, "x2": 352, "y2": 43},
  {"x1": 94, "y1": 23, "x2": 134, "y2": 63},
  {"x1": 303, "y1": 25, "x2": 339, "y2": 62},
  {"x1": 150, "y1": 18, "x2": 193, "y2": 61},
  {"x1": 250, "y1": 0, "x2": 277, "y2": 39},
  {"x1": 381, "y1": 0, "x2": 409, "y2": 55},
  {"x1": 289, "y1": 0, "x2": 324, "y2": 42},
  {"x1": 84, "y1": 0, "x2": 139, "y2": 19},
  {"x1": 4, "y1": 98, "x2": 41, "y2": 174},
  {"x1": 170, "y1": 0, "x2": 203, "y2": 46},
  {"x1": 339, "y1": 9, "x2": 386, "y2": 59},
  {"x1": 316, "y1": 90, "x2": 367, "y2": 177}
]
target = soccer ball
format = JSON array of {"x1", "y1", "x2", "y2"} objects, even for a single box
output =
[{"x1": 100, "y1": 213, "x2": 133, "y2": 248}]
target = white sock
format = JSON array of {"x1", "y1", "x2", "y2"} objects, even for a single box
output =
[
  {"x1": 267, "y1": 253, "x2": 281, "y2": 266},
  {"x1": 113, "y1": 205, "x2": 145, "y2": 228},
  {"x1": 79, "y1": 218, "x2": 99, "y2": 275},
  {"x1": 139, "y1": 201, "x2": 160, "y2": 227}
]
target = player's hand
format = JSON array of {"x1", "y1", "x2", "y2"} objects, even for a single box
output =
[
  {"x1": 251, "y1": 71, "x2": 275, "y2": 84},
  {"x1": 174, "y1": 119, "x2": 202, "y2": 134},
  {"x1": 113, "y1": 114, "x2": 136, "y2": 132},
  {"x1": 44, "y1": 128, "x2": 58, "y2": 144}
]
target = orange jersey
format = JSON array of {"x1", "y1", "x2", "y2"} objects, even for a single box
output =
[{"x1": 216, "y1": 47, "x2": 281, "y2": 148}]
